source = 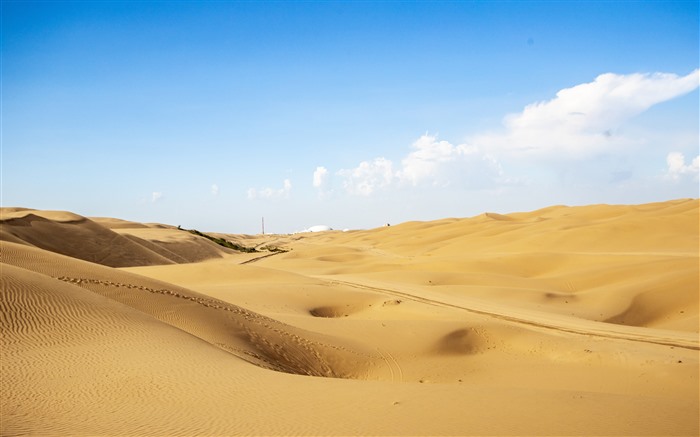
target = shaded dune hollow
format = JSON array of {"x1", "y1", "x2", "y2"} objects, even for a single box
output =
[
  {"x1": 308, "y1": 297, "x2": 403, "y2": 318},
  {"x1": 309, "y1": 304, "x2": 368, "y2": 318},
  {"x1": 604, "y1": 284, "x2": 699, "y2": 329},
  {"x1": 0, "y1": 241, "x2": 381, "y2": 379}
]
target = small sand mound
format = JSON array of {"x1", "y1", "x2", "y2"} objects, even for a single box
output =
[
  {"x1": 484, "y1": 212, "x2": 515, "y2": 221},
  {"x1": 605, "y1": 279, "x2": 699, "y2": 329},
  {"x1": 435, "y1": 327, "x2": 492, "y2": 355}
]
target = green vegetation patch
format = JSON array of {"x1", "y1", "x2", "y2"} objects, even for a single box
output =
[
  {"x1": 258, "y1": 245, "x2": 288, "y2": 253},
  {"x1": 181, "y1": 228, "x2": 258, "y2": 253}
]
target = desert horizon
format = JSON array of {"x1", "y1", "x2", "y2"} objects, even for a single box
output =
[{"x1": 1, "y1": 198, "x2": 698, "y2": 436}]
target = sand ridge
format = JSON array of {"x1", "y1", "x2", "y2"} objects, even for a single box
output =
[
  {"x1": 0, "y1": 208, "x2": 247, "y2": 267},
  {"x1": 2, "y1": 199, "x2": 698, "y2": 435}
]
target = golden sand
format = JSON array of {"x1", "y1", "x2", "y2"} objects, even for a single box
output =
[{"x1": 1, "y1": 199, "x2": 698, "y2": 435}]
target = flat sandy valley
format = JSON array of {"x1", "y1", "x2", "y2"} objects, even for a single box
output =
[{"x1": 1, "y1": 199, "x2": 698, "y2": 436}]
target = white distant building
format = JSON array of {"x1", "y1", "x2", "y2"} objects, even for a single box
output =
[
  {"x1": 306, "y1": 225, "x2": 333, "y2": 232},
  {"x1": 297, "y1": 225, "x2": 333, "y2": 233}
]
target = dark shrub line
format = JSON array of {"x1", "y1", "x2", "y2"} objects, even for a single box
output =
[{"x1": 181, "y1": 228, "x2": 258, "y2": 253}]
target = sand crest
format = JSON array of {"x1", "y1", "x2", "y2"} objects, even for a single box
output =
[{"x1": 1, "y1": 208, "x2": 238, "y2": 266}]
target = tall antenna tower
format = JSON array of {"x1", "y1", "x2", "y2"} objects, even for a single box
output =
[{"x1": 262, "y1": 217, "x2": 265, "y2": 235}]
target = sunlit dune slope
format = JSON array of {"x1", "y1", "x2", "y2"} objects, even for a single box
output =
[
  {"x1": 1, "y1": 241, "x2": 377, "y2": 378},
  {"x1": 0, "y1": 208, "x2": 234, "y2": 266},
  {"x1": 261, "y1": 198, "x2": 699, "y2": 332},
  {"x1": 1, "y1": 249, "x2": 380, "y2": 436}
]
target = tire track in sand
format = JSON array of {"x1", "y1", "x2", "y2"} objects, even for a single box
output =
[
  {"x1": 375, "y1": 347, "x2": 404, "y2": 382},
  {"x1": 240, "y1": 252, "x2": 284, "y2": 265}
]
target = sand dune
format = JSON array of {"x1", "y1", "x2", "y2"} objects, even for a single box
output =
[
  {"x1": 0, "y1": 208, "x2": 238, "y2": 267},
  {"x1": 1, "y1": 241, "x2": 377, "y2": 378},
  {"x1": 2, "y1": 199, "x2": 698, "y2": 435}
]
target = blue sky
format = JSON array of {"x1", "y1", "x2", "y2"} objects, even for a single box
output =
[{"x1": 2, "y1": 1, "x2": 698, "y2": 234}]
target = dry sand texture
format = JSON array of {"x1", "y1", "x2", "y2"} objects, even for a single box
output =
[{"x1": 1, "y1": 199, "x2": 698, "y2": 435}]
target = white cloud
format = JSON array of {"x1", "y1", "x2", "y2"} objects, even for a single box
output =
[
  {"x1": 327, "y1": 70, "x2": 697, "y2": 198},
  {"x1": 313, "y1": 166, "x2": 328, "y2": 188},
  {"x1": 475, "y1": 69, "x2": 699, "y2": 158},
  {"x1": 666, "y1": 152, "x2": 699, "y2": 181},
  {"x1": 211, "y1": 184, "x2": 219, "y2": 195},
  {"x1": 151, "y1": 192, "x2": 163, "y2": 203},
  {"x1": 312, "y1": 166, "x2": 333, "y2": 199},
  {"x1": 397, "y1": 134, "x2": 478, "y2": 186},
  {"x1": 247, "y1": 179, "x2": 292, "y2": 200},
  {"x1": 338, "y1": 157, "x2": 395, "y2": 196},
  {"x1": 335, "y1": 134, "x2": 506, "y2": 195}
]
